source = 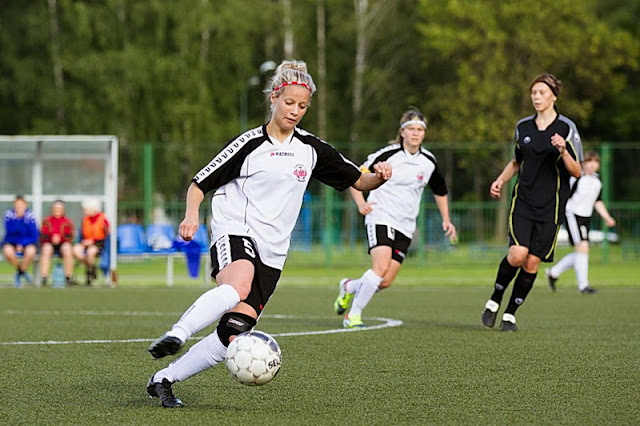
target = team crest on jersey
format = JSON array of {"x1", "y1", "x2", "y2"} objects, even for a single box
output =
[
  {"x1": 293, "y1": 164, "x2": 308, "y2": 182},
  {"x1": 416, "y1": 172, "x2": 424, "y2": 182},
  {"x1": 523, "y1": 136, "x2": 531, "y2": 144}
]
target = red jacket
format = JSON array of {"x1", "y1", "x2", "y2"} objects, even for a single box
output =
[{"x1": 40, "y1": 216, "x2": 74, "y2": 245}]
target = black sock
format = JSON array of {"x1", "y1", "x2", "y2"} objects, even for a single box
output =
[
  {"x1": 41, "y1": 277, "x2": 48, "y2": 286},
  {"x1": 490, "y1": 257, "x2": 519, "y2": 304},
  {"x1": 505, "y1": 270, "x2": 538, "y2": 315}
]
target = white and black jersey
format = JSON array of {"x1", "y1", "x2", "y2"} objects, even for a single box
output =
[
  {"x1": 360, "y1": 143, "x2": 447, "y2": 238},
  {"x1": 193, "y1": 125, "x2": 361, "y2": 270},
  {"x1": 566, "y1": 174, "x2": 602, "y2": 218}
]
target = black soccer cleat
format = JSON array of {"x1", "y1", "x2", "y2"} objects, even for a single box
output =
[
  {"x1": 148, "y1": 334, "x2": 183, "y2": 359},
  {"x1": 482, "y1": 309, "x2": 497, "y2": 328},
  {"x1": 545, "y1": 269, "x2": 557, "y2": 292},
  {"x1": 579, "y1": 287, "x2": 598, "y2": 294},
  {"x1": 500, "y1": 320, "x2": 518, "y2": 332},
  {"x1": 147, "y1": 376, "x2": 184, "y2": 408}
]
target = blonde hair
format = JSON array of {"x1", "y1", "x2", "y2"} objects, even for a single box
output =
[
  {"x1": 395, "y1": 108, "x2": 428, "y2": 144},
  {"x1": 265, "y1": 60, "x2": 316, "y2": 101}
]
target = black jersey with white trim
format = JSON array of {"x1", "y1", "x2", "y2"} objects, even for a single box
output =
[
  {"x1": 361, "y1": 143, "x2": 447, "y2": 237},
  {"x1": 193, "y1": 125, "x2": 361, "y2": 270},
  {"x1": 510, "y1": 113, "x2": 584, "y2": 224}
]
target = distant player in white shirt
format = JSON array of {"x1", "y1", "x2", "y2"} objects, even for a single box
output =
[
  {"x1": 546, "y1": 151, "x2": 615, "y2": 294},
  {"x1": 334, "y1": 109, "x2": 456, "y2": 328},
  {"x1": 145, "y1": 60, "x2": 392, "y2": 408}
]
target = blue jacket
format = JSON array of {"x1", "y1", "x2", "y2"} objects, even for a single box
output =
[{"x1": 2, "y1": 208, "x2": 39, "y2": 246}]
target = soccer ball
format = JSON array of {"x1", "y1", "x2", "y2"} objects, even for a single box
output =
[{"x1": 225, "y1": 330, "x2": 282, "y2": 386}]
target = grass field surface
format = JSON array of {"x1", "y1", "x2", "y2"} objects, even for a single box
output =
[{"x1": 2, "y1": 244, "x2": 639, "y2": 424}]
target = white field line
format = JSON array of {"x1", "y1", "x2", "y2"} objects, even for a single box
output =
[{"x1": 1, "y1": 311, "x2": 402, "y2": 346}]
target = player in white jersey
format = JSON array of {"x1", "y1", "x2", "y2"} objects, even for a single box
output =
[
  {"x1": 546, "y1": 151, "x2": 615, "y2": 294},
  {"x1": 334, "y1": 109, "x2": 457, "y2": 328},
  {"x1": 145, "y1": 60, "x2": 392, "y2": 408}
]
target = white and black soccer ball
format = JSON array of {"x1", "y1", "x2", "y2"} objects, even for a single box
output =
[{"x1": 225, "y1": 330, "x2": 282, "y2": 386}]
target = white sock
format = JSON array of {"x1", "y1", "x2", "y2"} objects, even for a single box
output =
[
  {"x1": 348, "y1": 269, "x2": 383, "y2": 317},
  {"x1": 549, "y1": 252, "x2": 576, "y2": 278},
  {"x1": 575, "y1": 253, "x2": 589, "y2": 290},
  {"x1": 167, "y1": 284, "x2": 240, "y2": 343},
  {"x1": 344, "y1": 277, "x2": 361, "y2": 295},
  {"x1": 154, "y1": 330, "x2": 228, "y2": 383}
]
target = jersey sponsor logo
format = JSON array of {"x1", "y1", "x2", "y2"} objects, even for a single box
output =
[
  {"x1": 293, "y1": 164, "x2": 308, "y2": 182},
  {"x1": 523, "y1": 136, "x2": 531, "y2": 144},
  {"x1": 270, "y1": 151, "x2": 294, "y2": 157}
]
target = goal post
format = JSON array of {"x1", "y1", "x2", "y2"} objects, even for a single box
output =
[{"x1": 0, "y1": 135, "x2": 118, "y2": 284}]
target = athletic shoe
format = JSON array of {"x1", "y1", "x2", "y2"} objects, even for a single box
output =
[
  {"x1": 343, "y1": 314, "x2": 365, "y2": 328},
  {"x1": 148, "y1": 334, "x2": 183, "y2": 359},
  {"x1": 147, "y1": 375, "x2": 184, "y2": 408},
  {"x1": 545, "y1": 269, "x2": 557, "y2": 292},
  {"x1": 334, "y1": 278, "x2": 355, "y2": 315},
  {"x1": 481, "y1": 299, "x2": 500, "y2": 328},
  {"x1": 500, "y1": 313, "x2": 517, "y2": 332},
  {"x1": 21, "y1": 272, "x2": 33, "y2": 285},
  {"x1": 579, "y1": 287, "x2": 598, "y2": 294}
]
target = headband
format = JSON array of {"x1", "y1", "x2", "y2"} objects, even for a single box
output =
[
  {"x1": 541, "y1": 81, "x2": 559, "y2": 96},
  {"x1": 272, "y1": 81, "x2": 312, "y2": 93},
  {"x1": 400, "y1": 119, "x2": 427, "y2": 129}
]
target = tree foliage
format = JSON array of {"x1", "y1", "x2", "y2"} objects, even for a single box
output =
[{"x1": 0, "y1": 0, "x2": 637, "y2": 200}]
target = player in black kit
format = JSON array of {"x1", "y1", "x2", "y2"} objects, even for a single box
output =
[{"x1": 481, "y1": 73, "x2": 583, "y2": 331}]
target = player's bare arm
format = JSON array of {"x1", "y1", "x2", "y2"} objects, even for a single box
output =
[
  {"x1": 490, "y1": 160, "x2": 519, "y2": 198},
  {"x1": 179, "y1": 182, "x2": 204, "y2": 241},
  {"x1": 351, "y1": 161, "x2": 392, "y2": 192},
  {"x1": 551, "y1": 133, "x2": 581, "y2": 177},
  {"x1": 348, "y1": 186, "x2": 376, "y2": 215}
]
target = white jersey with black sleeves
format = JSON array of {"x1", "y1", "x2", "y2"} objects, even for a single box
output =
[
  {"x1": 565, "y1": 173, "x2": 602, "y2": 218},
  {"x1": 193, "y1": 125, "x2": 361, "y2": 270},
  {"x1": 361, "y1": 143, "x2": 448, "y2": 238}
]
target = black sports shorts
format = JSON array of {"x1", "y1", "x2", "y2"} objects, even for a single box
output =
[
  {"x1": 365, "y1": 224, "x2": 412, "y2": 263},
  {"x1": 564, "y1": 211, "x2": 591, "y2": 246},
  {"x1": 508, "y1": 214, "x2": 560, "y2": 262},
  {"x1": 210, "y1": 235, "x2": 281, "y2": 315}
]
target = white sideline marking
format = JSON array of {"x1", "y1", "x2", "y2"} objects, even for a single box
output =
[{"x1": 0, "y1": 311, "x2": 403, "y2": 346}]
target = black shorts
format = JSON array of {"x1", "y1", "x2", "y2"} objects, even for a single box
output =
[
  {"x1": 210, "y1": 235, "x2": 281, "y2": 315},
  {"x1": 565, "y1": 211, "x2": 591, "y2": 246},
  {"x1": 508, "y1": 215, "x2": 561, "y2": 262},
  {"x1": 43, "y1": 242, "x2": 71, "y2": 256},
  {"x1": 366, "y1": 224, "x2": 412, "y2": 263},
  {"x1": 1, "y1": 242, "x2": 36, "y2": 253}
]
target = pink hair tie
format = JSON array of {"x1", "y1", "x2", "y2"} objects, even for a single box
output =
[{"x1": 273, "y1": 81, "x2": 312, "y2": 93}]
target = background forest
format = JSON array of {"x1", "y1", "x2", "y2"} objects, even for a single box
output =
[{"x1": 1, "y1": 0, "x2": 638, "y2": 202}]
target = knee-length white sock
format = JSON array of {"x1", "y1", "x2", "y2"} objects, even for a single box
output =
[
  {"x1": 575, "y1": 253, "x2": 589, "y2": 290},
  {"x1": 348, "y1": 269, "x2": 383, "y2": 317},
  {"x1": 167, "y1": 284, "x2": 240, "y2": 343},
  {"x1": 549, "y1": 252, "x2": 576, "y2": 278},
  {"x1": 154, "y1": 330, "x2": 227, "y2": 383}
]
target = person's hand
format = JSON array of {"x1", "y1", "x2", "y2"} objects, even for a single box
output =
[
  {"x1": 357, "y1": 201, "x2": 376, "y2": 216},
  {"x1": 606, "y1": 217, "x2": 616, "y2": 227},
  {"x1": 373, "y1": 161, "x2": 392, "y2": 181},
  {"x1": 82, "y1": 239, "x2": 94, "y2": 246},
  {"x1": 490, "y1": 178, "x2": 503, "y2": 199},
  {"x1": 443, "y1": 221, "x2": 457, "y2": 242},
  {"x1": 551, "y1": 133, "x2": 567, "y2": 154},
  {"x1": 179, "y1": 217, "x2": 199, "y2": 241},
  {"x1": 52, "y1": 234, "x2": 61, "y2": 245}
]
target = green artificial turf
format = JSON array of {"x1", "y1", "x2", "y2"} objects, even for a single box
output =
[{"x1": 2, "y1": 268, "x2": 639, "y2": 424}]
